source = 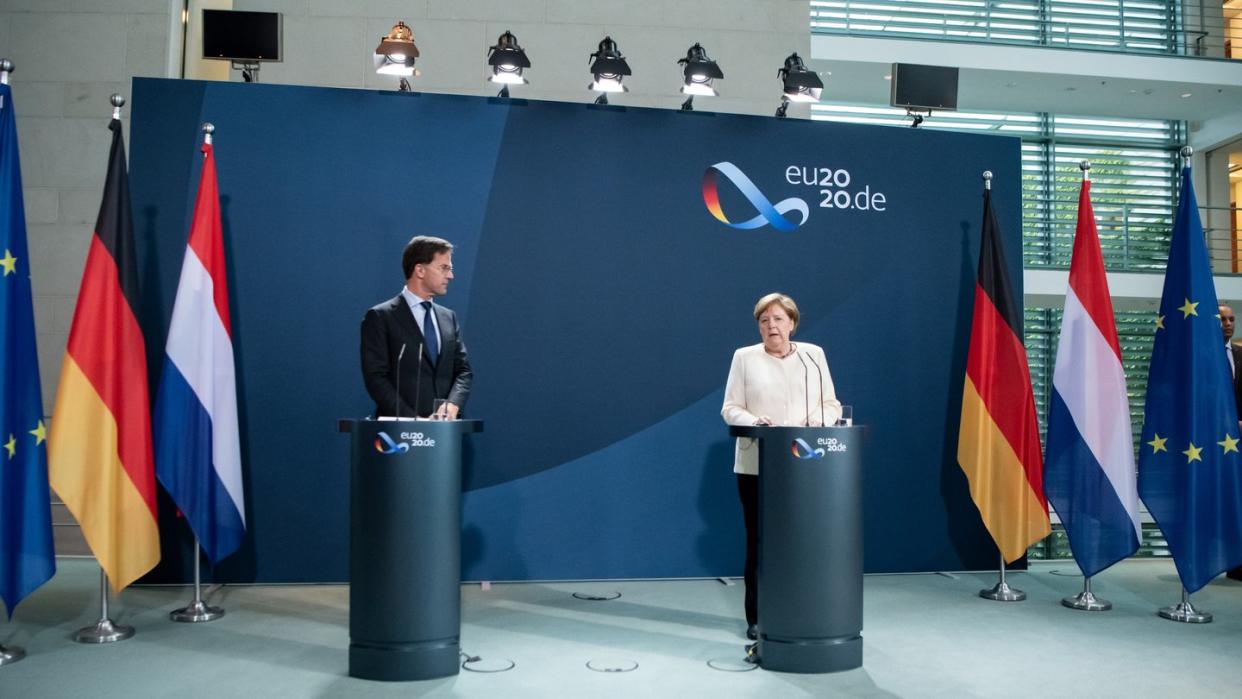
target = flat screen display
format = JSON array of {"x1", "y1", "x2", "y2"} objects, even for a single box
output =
[
  {"x1": 890, "y1": 63, "x2": 958, "y2": 111},
  {"x1": 202, "y1": 10, "x2": 282, "y2": 62}
]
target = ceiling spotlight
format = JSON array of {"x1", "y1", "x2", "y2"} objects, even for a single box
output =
[
  {"x1": 374, "y1": 21, "x2": 420, "y2": 91},
  {"x1": 588, "y1": 36, "x2": 631, "y2": 105},
  {"x1": 776, "y1": 52, "x2": 823, "y2": 118},
  {"x1": 488, "y1": 30, "x2": 531, "y2": 98},
  {"x1": 678, "y1": 43, "x2": 723, "y2": 112}
]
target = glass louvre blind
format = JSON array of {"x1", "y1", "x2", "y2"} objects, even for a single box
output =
[
  {"x1": 809, "y1": 0, "x2": 1177, "y2": 54},
  {"x1": 1024, "y1": 306, "x2": 1166, "y2": 559},
  {"x1": 809, "y1": 104, "x2": 1183, "y2": 270},
  {"x1": 1024, "y1": 307, "x2": 1157, "y2": 450}
]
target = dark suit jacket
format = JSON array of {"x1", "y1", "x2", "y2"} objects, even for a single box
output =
[
  {"x1": 361, "y1": 294, "x2": 472, "y2": 418},
  {"x1": 1233, "y1": 345, "x2": 1242, "y2": 580},
  {"x1": 1231, "y1": 343, "x2": 1242, "y2": 418}
]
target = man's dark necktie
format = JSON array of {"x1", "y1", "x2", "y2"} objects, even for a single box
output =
[{"x1": 421, "y1": 301, "x2": 439, "y2": 365}]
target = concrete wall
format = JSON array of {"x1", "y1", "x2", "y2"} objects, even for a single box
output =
[{"x1": 2, "y1": 0, "x2": 174, "y2": 413}]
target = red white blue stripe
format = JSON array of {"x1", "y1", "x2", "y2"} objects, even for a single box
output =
[
  {"x1": 1044, "y1": 179, "x2": 1140, "y2": 578},
  {"x1": 153, "y1": 142, "x2": 245, "y2": 564}
]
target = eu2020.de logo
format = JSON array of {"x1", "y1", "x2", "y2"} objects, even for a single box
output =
[
  {"x1": 701, "y1": 161, "x2": 809, "y2": 233},
  {"x1": 374, "y1": 431, "x2": 409, "y2": 455}
]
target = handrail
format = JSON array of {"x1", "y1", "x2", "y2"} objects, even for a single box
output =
[
  {"x1": 1023, "y1": 203, "x2": 1240, "y2": 272},
  {"x1": 810, "y1": 1, "x2": 1241, "y2": 59}
]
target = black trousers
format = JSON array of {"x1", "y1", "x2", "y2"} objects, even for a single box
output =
[{"x1": 737, "y1": 473, "x2": 759, "y2": 625}]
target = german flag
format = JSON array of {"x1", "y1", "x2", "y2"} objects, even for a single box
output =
[
  {"x1": 957, "y1": 185, "x2": 1050, "y2": 564},
  {"x1": 48, "y1": 118, "x2": 159, "y2": 590}
]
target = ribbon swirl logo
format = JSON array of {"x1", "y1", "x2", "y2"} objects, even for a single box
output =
[
  {"x1": 791, "y1": 437, "x2": 826, "y2": 460},
  {"x1": 374, "y1": 431, "x2": 410, "y2": 455},
  {"x1": 702, "y1": 162, "x2": 809, "y2": 232}
]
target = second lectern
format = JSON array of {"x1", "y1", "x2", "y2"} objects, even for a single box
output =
[
  {"x1": 342, "y1": 418, "x2": 483, "y2": 682},
  {"x1": 729, "y1": 424, "x2": 864, "y2": 673}
]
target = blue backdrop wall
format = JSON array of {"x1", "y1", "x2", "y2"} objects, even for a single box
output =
[{"x1": 127, "y1": 78, "x2": 1023, "y2": 583}]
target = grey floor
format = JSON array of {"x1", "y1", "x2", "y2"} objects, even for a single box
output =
[{"x1": 1, "y1": 558, "x2": 1240, "y2": 698}]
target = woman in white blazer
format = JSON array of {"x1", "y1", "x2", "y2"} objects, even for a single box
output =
[{"x1": 721, "y1": 293, "x2": 843, "y2": 640}]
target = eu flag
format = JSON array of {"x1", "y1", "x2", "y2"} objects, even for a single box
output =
[
  {"x1": 0, "y1": 82, "x2": 56, "y2": 616},
  {"x1": 1138, "y1": 166, "x2": 1242, "y2": 594}
]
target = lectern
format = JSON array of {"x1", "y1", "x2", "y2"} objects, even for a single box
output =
[
  {"x1": 341, "y1": 418, "x2": 483, "y2": 681},
  {"x1": 729, "y1": 425, "x2": 864, "y2": 673}
]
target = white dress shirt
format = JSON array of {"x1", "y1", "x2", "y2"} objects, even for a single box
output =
[{"x1": 721, "y1": 342, "x2": 843, "y2": 475}]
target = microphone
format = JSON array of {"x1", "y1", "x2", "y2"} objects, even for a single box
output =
[
  {"x1": 808, "y1": 351, "x2": 827, "y2": 426},
  {"x1": 795, "y1": 349, "x2": 811, "y2": 426},
  {"x1": 413, "y1": 343, "x2": 424, "y2": 419},
  {"x1": 394, "y1": 343, "x2": 406, "y2": 419}
]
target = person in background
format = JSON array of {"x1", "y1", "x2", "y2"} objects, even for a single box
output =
[{"x1": 1221, "y1": 303, "x2": 1242, "y2": 581}]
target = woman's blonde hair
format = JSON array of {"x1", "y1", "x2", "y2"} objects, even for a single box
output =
[{"x1": 753, "y1": 293, "x2": 799, "y2": 329}]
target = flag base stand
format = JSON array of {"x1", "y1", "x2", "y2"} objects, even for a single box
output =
[
  {"x1": 979, "y1": 581, "x2": 1026, "y2": 601},
  {"x1": 1158, "y1": 602, "x2": 1212, "y2": 623},
  {"x1": 170, "y1": 599, "x2": 224, "y2": 623},
  {"x1": 1062, "y1": 576, "x2": 1111, "y2": 611},
  {"x1": 74, "y1": 570, "x2": 134, "y2": 644},
  {"x1": 979, "y1": 553, "x2": 1025, "y2": 601},
  {"x1": 170, "y1": 542, "x2": 224, "y2": 623},
  {"x1": 1158, "y1": 588, "x2": 1212, "y2": 623},
  {"x1": 1062, "y1": 591, "x2": 1111, "y2": 611},
  {"x1": 0, "y1": 644, "x2": 27, "y2": 665},
  {"x1": 74, "y1": 618, "x2": 135, "y2": 644}
]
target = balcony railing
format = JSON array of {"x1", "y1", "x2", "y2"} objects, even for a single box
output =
[
  {"x1": 810, "y1": 0, "x2": 1242, "y2": 59},
  {"x1": 1024, "y1": 203, "x2": 1238, "y2": 272}
]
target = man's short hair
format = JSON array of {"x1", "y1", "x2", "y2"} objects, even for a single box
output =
[{"x1": 402, "y1": 236, "x2": 454, "y2": 279}]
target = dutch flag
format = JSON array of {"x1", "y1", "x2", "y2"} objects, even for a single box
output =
[
  {"x1": 153, "y1": 135, "x2": 245, "y2": 564},
  {"x1": 1044, "y1": 176, "x2": 1141, "y2": 578}
]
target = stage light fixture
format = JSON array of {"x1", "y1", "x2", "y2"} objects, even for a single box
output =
[
  {"x1": 775, "y1": 52, "x2": 823, "y2": 118},
  {"x1": 488, "y1": 30, "x2": 531, "y2": 98},
  {"x1": 677, "y1": 43, "x2": 723, "y2": 112},
  {"x1": 374, "y1": 21, "x2": 420, "y2": 91},
  {"x1": 588, "y1": 36, "x2": 631, "y2": 105}
]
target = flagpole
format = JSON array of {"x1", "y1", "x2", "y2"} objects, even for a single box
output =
[
  {"x1": 1151, "y1": 144, "x2": 1214, "y2": 624},
  {"x1": 1158, "y1": 586, "x2": 1212, "y2": 623},
  {"x1": 165, "y1": 124, "x2": 227, "y2": 624},
  {"x1": 972, "y1": 170, "x2": 1029, "y2": 603},
  {"x1": 169, "y1": 537, "x2": 225, "y2": 623},
  {"x1": 71, "y1": 95, "x2": 144, "y2": 644},
  {"x1": 1062, "y1": 575, "x2": 1111, "y2": 611},
  {"x1": 73, "y1": 569, "x2": 135, "y2": 643},
  {"x1": 979, "y1": 551, "x2": 1026, "y2": 601},
  {"x1": 0, "y1": 56, "x2": 28, "y2": 666},
  {"x1": 1056, "y1": 161, "x2": 1115, "y2": 613}
]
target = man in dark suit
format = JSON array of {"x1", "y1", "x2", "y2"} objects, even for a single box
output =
[
  {"x1": 1221, "y1": 304, "x2": 1242, "y2": 429},
  {"x1": 1221, "y1": 304, "x2": 1242, "y2": 581},
  {"x1": 361, "y1": 235, "x2": 472, "y2": 419}
]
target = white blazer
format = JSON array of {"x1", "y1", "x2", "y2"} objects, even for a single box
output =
[{"x1": 721, "y1": 342, "x2": 843, "y2": 475}]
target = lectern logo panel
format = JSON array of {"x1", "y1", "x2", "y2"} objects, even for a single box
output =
[
  {"x1": 374, "y1": 431, "x2": 409, "y2": 455},
  {"x1": 791, "y1": 437, "x2": 826, "y2": 460}
]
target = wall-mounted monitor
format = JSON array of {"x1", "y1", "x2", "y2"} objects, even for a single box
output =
[
  {"x1": 202, "y1": 9, "x2": 282, "y2": 62},
  {"x1": 889, "y1": 63, "x2": 959, "y2": 111}
]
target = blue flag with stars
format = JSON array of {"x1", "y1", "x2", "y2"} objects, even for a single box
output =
[
  {"x1": 0, "y1": 82, "x2": 56, "y2": 616},
  {"x1": 1138, "y1": 166, "x2": 1242, "y2": 594}
]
